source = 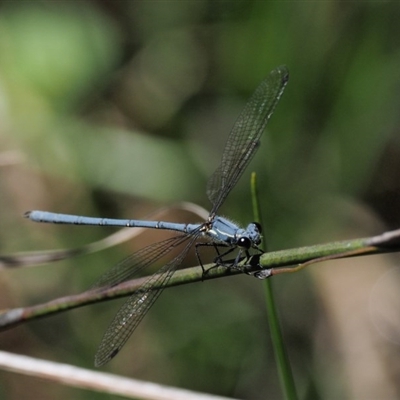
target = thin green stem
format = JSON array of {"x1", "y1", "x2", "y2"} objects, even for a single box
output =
[
  {"x1": 0, "y1": 228, "x2": 399, "y2": 332},
  {"x1": 251, "y1": 172, "x2": 298, "y2": 400}
]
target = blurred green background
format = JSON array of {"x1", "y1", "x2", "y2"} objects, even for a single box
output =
[{"x1": 1, "y1": 1, "x2": 400, "y2": 399}]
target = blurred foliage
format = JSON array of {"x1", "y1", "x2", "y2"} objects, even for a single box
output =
[{"x1": 1, "y1": 1, "x2": 400, "y2": 400}]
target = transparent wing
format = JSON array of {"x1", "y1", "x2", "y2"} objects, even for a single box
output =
[
  {"x1": 207, "y1": 66, "x2": 289, "y2": 214},
  {"x1": 91, "y1": 235, "x2": 192, "y2": 291},
  {"x1": 94, "y1": 234, "x2": 197, "y2": 367}
]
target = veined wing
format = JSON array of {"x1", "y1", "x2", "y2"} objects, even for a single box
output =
[
  {"x1": 94, "y1": 235, "x2": 197, "y2": 367},
  {"x1": 207, "y1": 66, "x2": 289, "y2": 214},
  {"x1": 91, "y1": 234, "x2": 196, "y2": 291}
]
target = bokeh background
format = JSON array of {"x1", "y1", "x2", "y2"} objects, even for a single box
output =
[{"x1": 1, "y1": 1, "x2": 400, "y2": 399}]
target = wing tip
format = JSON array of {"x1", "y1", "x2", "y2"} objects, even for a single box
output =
[
  {"x1": 275, "y1": 65, "x2": 289, "y2": 84},
  {"x1": 94, "y1": 347, "x2": 119, "y2": 367}
]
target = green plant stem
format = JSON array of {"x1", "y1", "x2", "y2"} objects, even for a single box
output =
[
  {"x1": 251, "y1": 172, "x2": 298, "y2": 400},
  {"x1": 0, "y1": 227, "x2": 399, "y2": 331}
]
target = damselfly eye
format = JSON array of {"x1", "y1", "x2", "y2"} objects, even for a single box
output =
[
  {"x1": 238, "y1": 237, "x2": 251, "y2": 249},
  {"x1": 253, "y1": 222, "x2": 262, "y2": 233}
]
